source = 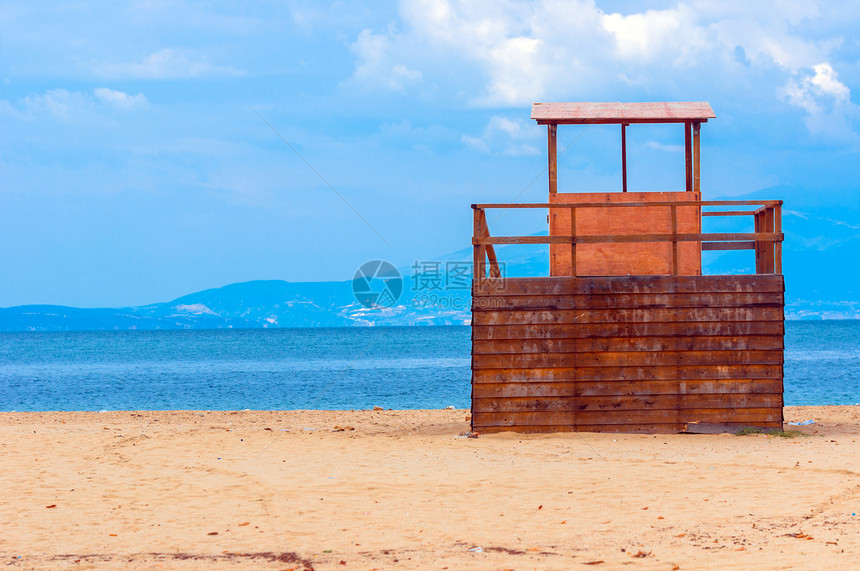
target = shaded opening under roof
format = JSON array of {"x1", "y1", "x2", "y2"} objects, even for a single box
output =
[{"x1": 535, "y1": 101, "x2": 715, "y2": 194}]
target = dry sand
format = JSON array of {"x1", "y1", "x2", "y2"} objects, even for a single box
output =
[{"x1": 1, "y1": 406, "x2": 859, "y2": 570}]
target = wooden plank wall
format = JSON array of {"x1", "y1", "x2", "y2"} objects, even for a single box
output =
[
  {"x1": 549, "y1": 191, "x2": 702, "y2": 277},
  {"x1": 471, "y1": 275, "x2": 785, "y2": 434}
]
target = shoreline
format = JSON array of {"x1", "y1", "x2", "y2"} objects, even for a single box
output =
[{"x1": 2, "y1": 405, "x2": 858, "y2": 569}]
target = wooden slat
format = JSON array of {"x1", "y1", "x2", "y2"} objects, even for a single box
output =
[
  {"x1": 477, "y1": 421, "x2": 782, "y2": 434},
  {"x1": 621, "y1": 123, "x2": 628, "y2": 192},
  {"x1": 479, "y1": 235, "x2": 569, "y2": 245},
  {"x1": 693, "y1": 121, "x2": 701, "y2": 193},
  {"x1": 764, "y1": 207, "x2": 775, "y2": 273},
  {"x1": 477, "y1": 232, "x2": 782, "y2": 246},
  {"x1": 471, "y1": 379, "x2": 784, "y2": 398},
  {"x1": 472, "y1": 365, "x2": 783, "y2": 383},
  {"x1": 702, "y1": 211, "x2": 756, "y2": 217},
  {"x1": 548, "y1": 124, "x2": 557, "y2": 194},
  {"x1": 472, "y1": 292, "x2": 783, "y2": 310},
  {"x1": 754, "y1": 208, "x2": 777, "y2": 274},
  {"x1": 754, "y1": 209, "x2": 764, "y2": 273},
  {"x1": 472, "y1": 321, "x2": 785, "y2": 340},
  {"x1": 570, "y1": 206, "x2": 577, "y2": 276},
  {"x1": 671, "y1": 204, "x2": 679, "y2": 274},
  {"x1": 472, "y1": 393, "x2": 782, "y2": 413},
  {"x1": 473, "y1": 275, "x2": 785, "y2": 296},
  {"x1": 472, "y1": 307, "x2": 784, "y2": 326},
  {"x1": 531, "y1": 102, "x2": 716, "y2": 124},
  {"x1": 472, "y1": 335, "x2": 784, "y2": 355},
  {"x1": 702, "y1": 241, "x2": 755, "y2": 250},
  {"x1": 774, "y1": 204, "x2": 783, "y2": 274},
  {"x1": 472, "y1": 350, "x2": 783, "y2": 369},
  {"x1": 472, "y1": 200, "x2": 783, "y2": 209},
  {"x1": 472, "y1": 408, "x2": 781, "y2": 427},
  {"x1": 685, "y1": 122, "x2": 692, "y2": 192}
]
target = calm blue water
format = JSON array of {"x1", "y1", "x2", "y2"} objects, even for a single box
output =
[{"x1": 0, "y1": 323, "x2": 858, "y2": 411}]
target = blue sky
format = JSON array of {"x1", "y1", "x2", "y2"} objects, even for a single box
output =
[{"x1": 2, "y1": 1, "x2": 859, "y2": 307}]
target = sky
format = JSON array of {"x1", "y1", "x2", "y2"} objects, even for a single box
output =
[{"x1": 2, "y1": 0, "x2": 860, "y2": 307}]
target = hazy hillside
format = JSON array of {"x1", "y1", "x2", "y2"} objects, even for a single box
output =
[
  {"x1": 2, "y1": 185, "x2": 858, "y2": 331},
  {"x1": 706, "y1": 185, "x2": 860, "y2": 318}
]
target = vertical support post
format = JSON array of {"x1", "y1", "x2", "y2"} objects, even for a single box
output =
[
  {"x1": 755, "y1": 206, "x2": 776, "y2": 274},
  {"x1": 765, "y1": 206, "x2": 775, "y2": 274},
  {"x1": 754, "y1": 209, "x2": 764, "y2": 274},
  {"x1": 472, "y1": 207, "x2": 486, "y2": 283},
  {"x1": 774, "y1": 202, "x2": 783, "y2": 275},
  {"x1": 621, "y1": 123, "x2": 628, "y2": 193},
  {"x1": 692, "y1": 121, "x2": 701, "y2": 194},
  {"x1": 548, "y1": 124, "x2": 558, "y2": 195},
  {"x1": 570, "y1": 207, "x2": 577, "y2": 277},
  {"x1": 670, "y1": 204, "x2": 679, "y2": 275},
  {"x1": 684, "y1": 122, "x2": 692, "y2": 192}
]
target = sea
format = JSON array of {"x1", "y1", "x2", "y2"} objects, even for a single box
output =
[{"x1": 1, "y1": 322, "x2": 859, "y2": 411}]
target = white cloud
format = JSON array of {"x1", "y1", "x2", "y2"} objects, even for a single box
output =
[
  {"x1": 0, "y1": 100, "x2": 24, "y2": 120},
  {"x1": 462, "y1": 115, "x2": 541, "y2": 155},
  {"x1": 602, "y1": 5, "x2": 703, "y2": 63},
  {"x1": 2, "y1": 87, "x2": 148, "y2": 123},
  {"x1": 96, "y1": 48, "x2": 243, "y2": 79},
  {"x1": 807, "y1": 63, "x2": 850, "y2": 102},
  {"x1": 784, "y1": 63, "x2": 849, "y2": 114},
  {"x1": 21, "y1": 89, "x2": 91, "y2": 120},
  {"x1": 350, "y1": 29, "x2": 423, "y2": 91},
  {"x1": 783, "y1": 63, "x2": 856, "y2": 140},
  {"x1": 94, "y1": 88, "x2": 148, "y2": 110},
  {"x1": 477, "y1": 36, "x2": 546, "y2": 106},
  {"x1": 342, "y1": 0, "x2": 858, "y2": 139},
  {"x1": 397, "y1": 0, "x2": 588, "y2": 106},
  {"x1": 461, "y1": 135, "x2": 490, "y2": 153}
]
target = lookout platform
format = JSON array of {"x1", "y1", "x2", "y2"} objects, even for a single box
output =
[{"x1": 470, "y1": 102, "x2": 785, "y2": 434}]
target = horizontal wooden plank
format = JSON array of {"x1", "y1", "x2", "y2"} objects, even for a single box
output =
[
  {"x1": 472, "y1": 350, "x2": 783, "y2": 369},
  {"x1": 702, "y1": 211, "x2": 756, "y2": 217},
  {"x1": 472, "y1": 321, "x2": 785, "y2": 340},
  {"x1": 471, "y1": 379, "x2": 784, "y2": 398},
  {"x1": 472, "y1": 408, "x2": 782, "y2": 427},
  {"x1": 473, "y1": 275, "x2": 785, "y2": 296},
  {"x1": 476, "y1": 232, "x2": 782, "y2": 246},
  {"x1": 472, "y1": 307, "x2": 784, "y2": 326},
  {"x1": 472, "y1": 336, "x2": 784, "y2": 355},
  {"x1": 472, "y1": 364, "x2": 783, "y2": 383},
  {"x1": 475, "y1": 421, "x2": 783, "y2": 434},
  {"x1": 531, "y1": 102, "x2": 716, "y2": 124},
  {"x1": 473, "y1": 200, "x2": 782, "y2": 209},
  {"x1": 472, "y1": 292, "x2": 783, "y2": 311},
  {"x1": 472, "y1": 393, "x2": 783, "y2": 413},
  {"x1": 702, "y1": 241, "x2": 756, "y2": 250}
]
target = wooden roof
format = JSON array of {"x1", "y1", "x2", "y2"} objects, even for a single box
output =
[{"x1": 531, "y1": 102, "x2": 715, "y2": 125}]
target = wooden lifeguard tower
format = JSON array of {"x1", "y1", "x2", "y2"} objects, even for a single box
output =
[{"x1": 470, "y1": 102, "x2": 785, "y2": 433}]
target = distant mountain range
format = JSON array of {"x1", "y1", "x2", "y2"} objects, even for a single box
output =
[
  {"x1": 2, "y1": 185, "x2": 858, "y2": 331},
  {"x1": 0, "y1": 277, "x2": 472, "y2": 331},
  {"x1": 705, "y1": 185, "x2": 860, "y2": 319}
]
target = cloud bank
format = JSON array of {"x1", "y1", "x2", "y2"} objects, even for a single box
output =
[{"x1": 348, "y1": 0, "x2": 857, "y2": 140}]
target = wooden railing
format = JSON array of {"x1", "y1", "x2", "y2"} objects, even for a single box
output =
[{"x1": 471, "y1": 200, "x2": 783, "y2": 278}]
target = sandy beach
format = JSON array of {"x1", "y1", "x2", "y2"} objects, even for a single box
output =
[{"x1": 1, "y1": 406, "x2": 858, "y2": 570}]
